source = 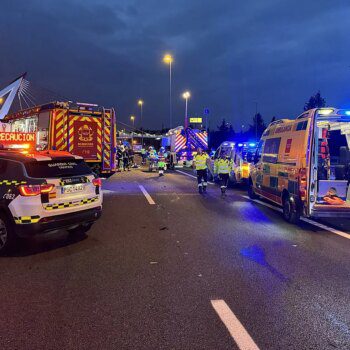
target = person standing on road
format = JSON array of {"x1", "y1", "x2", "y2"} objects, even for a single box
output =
[
  {"x1": 117, "y1": 147, "x2": 123, "y2": 172},
  {"x1": 158, "y1": 147, "x2": 166, "y2": 176},
  {"x1": 214, "y1": 154, "x2": 232, "y2": 197},
  {"x1": 193, "y1": 147, "x2": 209, "y2": 193},
  {"x1": 123, "y1": 147, "x2": 130, "y2": 171},
  {"x1": 141, "y1": 147, "x2": 147, "y2": 165},
  {"x1": 128, "y1": 147, "x2": 135, "y2": 168}
]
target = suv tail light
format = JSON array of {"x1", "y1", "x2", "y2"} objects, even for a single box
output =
[
  {"x1": 40, "y1": 184, "x2": 55, "y2": 193},
  {"x1": 92, "y1": 178, "x2": 102, "y2": 187},
  {"x1": 18, "y1": 184, "x2": 55, "y2": 197},
  {"x1": 298, "y1": 168, "x2": 307, "y2": 200}
]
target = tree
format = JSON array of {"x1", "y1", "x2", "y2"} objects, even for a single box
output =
[
  {"x1": 218, "y1": 118, "x2": 230, "y2": 132},
  {"x1": 208, "y1": 118, "x2": 235, "y2": 149},
  {"x1": 304, "y1": 91, "x2": 326, "y2": 111},
  {"x1": 247, "y1": 113, "x2": 266, "y2": 140}
]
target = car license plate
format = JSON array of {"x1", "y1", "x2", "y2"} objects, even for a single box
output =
[{"x1": 61, "y1": 184, "x2": 84, "y2": 194}]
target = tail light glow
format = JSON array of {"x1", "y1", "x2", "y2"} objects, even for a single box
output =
[
  {"x1": 18, "y1": 184, "x2": 55, "y2": 196},
  {"x1": 92, "y1": 178, "x2": 102, "y2": 187},
  {"x1": 299, "y1": 168, "x2": 307, "y2": 200}
]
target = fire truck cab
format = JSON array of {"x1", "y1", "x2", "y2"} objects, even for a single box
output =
[{"x1": 4, "y1": 101, "x2": 117, "y2": 175}]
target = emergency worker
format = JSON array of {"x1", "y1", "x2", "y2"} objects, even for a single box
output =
[
  {"x1": 158, "y1": 147, "x2": 166, "y2": 176},
  {"x1": 193, "y1": 147, "x2": 209, "y2": 193},
  {"x1": 141, "y1": 147, "x2": 147, "y2": 165},
  {"x1": 117, "y1": 146, "x2": 123, "y2": 172},
  {"x1": 214, "y1": 154, "x2": 232, "y2": 196},
  {"x1": 122, "y1": 147, "x2": 130, "y2": 171}
]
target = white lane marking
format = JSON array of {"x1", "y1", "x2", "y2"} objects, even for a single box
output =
[
  {"x1": 138, "y1": 185, "x2": 156, "y2": 205},
  {"x1": 211, "y1": 300, "x2": 260, "y2": 350},
  {"x1": 175, "y1": 169, "x2": 214, "y2": 185},
  {"x1": 301, "y1": 217, "x2": 350, "y2": 240},
  {"x1": 102, "y1": 189, "x2": 115, "y2": 195},
  {"x1": 242, "y1": 195, "x2": 350, "y2": 240}
]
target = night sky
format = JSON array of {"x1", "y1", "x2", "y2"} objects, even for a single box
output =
[{"x1": 1, "y1": 0, "x2": 350, "y2": 130}]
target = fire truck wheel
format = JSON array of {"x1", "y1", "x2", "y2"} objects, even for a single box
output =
[
  {"x1": 67, "y1": 223, "x2": 93, "y2": 236},
  {"x1": 0, "y1": 212, "x2": 17, "y2": 254},
  {"x1": 282, "y1": 196, "x2": 300, "y2": 224}
]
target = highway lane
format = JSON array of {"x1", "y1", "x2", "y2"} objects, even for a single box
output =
[{"x1": 0, "y1": 167, "x2": 349, "y2": 349}]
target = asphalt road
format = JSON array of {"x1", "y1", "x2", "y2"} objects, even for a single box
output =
[{"x1": 0, "y1": 167, "x2": 349, "y2": 350}]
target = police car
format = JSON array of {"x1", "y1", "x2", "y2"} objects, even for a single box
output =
[{"x1": 0, "y1": 149, "x2": 102, "y2": 253}]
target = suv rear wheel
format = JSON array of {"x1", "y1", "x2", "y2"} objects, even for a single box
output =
[
  {"x1": 282, "y1": 196, "x2": 300, "y2": 224},
  {"x1": 0, "y1": 213, "x2": 16, "y2": 254}
]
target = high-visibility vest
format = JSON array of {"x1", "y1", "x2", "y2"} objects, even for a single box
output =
[
  {"x1": 214, "y1": 158, "x2": 232, "y2": 174},
  {"x1": 194, "y1": 153, "x2": 209, "y2": 170}
]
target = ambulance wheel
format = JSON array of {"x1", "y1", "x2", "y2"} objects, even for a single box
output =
[
  {"x1": 282, "y1": 197, "x2": 300, "y2": 224},
  {"x1": 248, "y1": 179, "x2": 259, "y2": 199},
  {"x1": 0, "y1": 213, "x2": 16, "y2": 254}
]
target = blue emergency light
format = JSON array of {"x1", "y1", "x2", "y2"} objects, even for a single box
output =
[
  {"x1": 249, "y1": 143, "x2": 256, "y2": 147},
  {"x1": 345, "y1": 111, "x2": 350, "y2": 116}
]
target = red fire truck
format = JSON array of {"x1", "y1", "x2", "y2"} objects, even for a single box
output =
[{"x1": 3, "y1": 101, "x2": 117, "y2": 175}]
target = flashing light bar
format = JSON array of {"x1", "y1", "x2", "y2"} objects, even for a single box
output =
[
  {"x1": 318, "y1": 108, "x2": 334, "y2": 115},
  {"x1": 76, "y1": 102, "x2": 99, "y2": 107},
  {"x1": 249, "y1": 143, "x2": 256, "y2": 147},
  {"x1": 345, "y1": 111, "x2": 350, "y2": 116}
]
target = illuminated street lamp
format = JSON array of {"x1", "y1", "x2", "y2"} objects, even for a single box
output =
[
  {"x1": 163, "y1": 53, "x2": 173, "y2": 129},
  {"x1": 138, "y1": 99, "x2": 144, "y2": 146},
  {"x1": 130, "y1": 115, "x2": 135, "y2": 147},
  {"x1": 0, "y1": 98, "x2": 3, "y2": 104},
  {"x1": 182, "y1": 91, "x2": 191, "y2": 129}
]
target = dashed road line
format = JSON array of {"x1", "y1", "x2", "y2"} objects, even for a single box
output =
[
  {"x1": 175, "y1": 169, "x2": 214, "y2": 185},
  {"x1": 242, "y1": 195, "x2": 350, "y2": 240},
  {"x1": 102, "y1": 189, "x2": 116, "y2": 195},
  {"x1": 211, "y1": 300, "x2": 260, "y2": 350},
  {"x1": 138, "y1": 185, "x2": 156, "y2": 205}
]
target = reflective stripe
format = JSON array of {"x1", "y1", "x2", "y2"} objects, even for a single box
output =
[
  {"x1": 43, "y1": 196, "x2": 99, "y2": 210},
  {"x1": 214, "y1": 159, "x2": 231, "y2": 174},
  {"x1": 0, "y1": 180, "x2": 26, "y2": 186},
  {"x1": 194, "y1": 154, "x2": 209, "y2": 170},
  {"x1": 14, "y1": 216, "x2": 40, "y2": 224}
]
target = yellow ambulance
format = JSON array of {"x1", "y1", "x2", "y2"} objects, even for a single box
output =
[{"x1": 249, "y1": 108, "x2": 350, "y2": 223}]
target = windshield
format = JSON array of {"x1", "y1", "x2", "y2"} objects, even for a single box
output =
[
  {"x1": 220, "y1": 146, "x2": 233, "y2": 158},
  {"x1": 25, "y1": 159, "x2": 93, "y2": 178}
]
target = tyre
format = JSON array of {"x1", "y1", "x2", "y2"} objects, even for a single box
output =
[
  {"x1": 282, "y1": 196, "x2": 300, "y2": 224},
  {"x1": 248, "y1": 179, "x2": 259, "y2": 199},
  {"x1": 67, "y1": 222, "x2": 93, "y2": 236},
  {"x1": 0, "y1": 212, "x2": 17, "y2": 254}
]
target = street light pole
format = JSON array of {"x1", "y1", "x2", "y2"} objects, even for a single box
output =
[
  {"x1": 130, "y1": 115, "x2": 135, "y2": 148},
  {"x1": 138, "y1": 100, "x2": 144, "y2": 146},
  {"x1": 163, "y1": 54, "x2": 174, "y2": 129},
  {"x1": 182, "y1": 91, "x2": 191, "y2": 129},
  {"x1": 254, "y1": 101, "x2": 258, "y2": 141}
]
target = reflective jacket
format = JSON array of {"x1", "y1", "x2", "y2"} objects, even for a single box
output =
[
  {"x1": 214, "y1": 158, "x2": 232, "y2": 174},
  {"x1": 194, "y1": 153, "x2": 209, "y2": 170}
]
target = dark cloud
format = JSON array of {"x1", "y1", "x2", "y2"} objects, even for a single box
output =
[{"x1": 1, "y1": 0, "x2": 350, "y2": 130}]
